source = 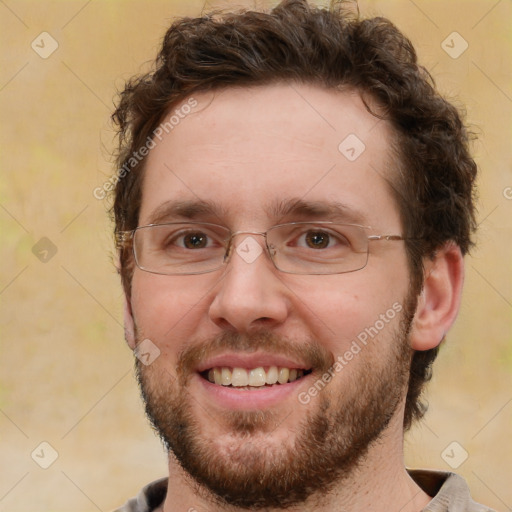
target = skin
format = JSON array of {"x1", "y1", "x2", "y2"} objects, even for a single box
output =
[{"x1": 124, "y1": 83, "x2": 464, "y2": 512}]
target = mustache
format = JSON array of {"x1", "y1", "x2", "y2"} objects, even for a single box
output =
[{"x1": 176, "y1": 330, "x2": 335, "y2": 381}]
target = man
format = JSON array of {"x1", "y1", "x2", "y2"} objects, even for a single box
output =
[{"x1": 111, "y1": 1, "x2": 493, "y2": 510}]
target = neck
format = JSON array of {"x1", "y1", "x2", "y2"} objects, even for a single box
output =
[{"x1": 161, "y1": 414, "x2": 431, "y2": 512}]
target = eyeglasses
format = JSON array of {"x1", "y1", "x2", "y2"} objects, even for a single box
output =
[{"x1": 117, "y1": 221, "x2": 405, "y2": 276}]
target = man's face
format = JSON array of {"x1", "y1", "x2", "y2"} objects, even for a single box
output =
[{"x1": 128, "y1": 84, "x2": 415, "y2": 508}]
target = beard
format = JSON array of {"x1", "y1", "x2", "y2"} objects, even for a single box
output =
[{"x1": 135, "y1": 298, "x2": 416, "y2": 510}]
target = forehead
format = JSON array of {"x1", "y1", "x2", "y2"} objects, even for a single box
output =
[{"x1": 139, "y1": 83, "x2": 401, "y2": 230}]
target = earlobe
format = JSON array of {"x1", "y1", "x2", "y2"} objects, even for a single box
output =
[
  {"x1": 124, "y1": 296, "x2": 137, "y2": 350},
  {"x1": 409, "y1": 242, "x2": 465, "y2": 351}
]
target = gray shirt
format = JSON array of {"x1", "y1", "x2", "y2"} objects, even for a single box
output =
[{"x1": 114, "y1": 470, "x2": 496, "y2": 512}]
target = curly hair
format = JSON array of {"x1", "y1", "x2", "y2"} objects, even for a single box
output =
[{"x1": 111, "y1": 0, "x2": 477, "y2": 430}]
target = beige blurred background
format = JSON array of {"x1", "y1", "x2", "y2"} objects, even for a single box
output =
[{"x1": 0, "y1": 0, "x2": 510, "y2": 510}]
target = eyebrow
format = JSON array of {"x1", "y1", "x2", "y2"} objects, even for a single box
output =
[
  {"x1": 145, "y1": 198, "x2": 369, "y2": 227},
  {"x1": 145, "y1": 199, "x2": 227, "y2": 225},
  {"x1": 268, "y1": 198, "x2": 369, "y2": 226}
]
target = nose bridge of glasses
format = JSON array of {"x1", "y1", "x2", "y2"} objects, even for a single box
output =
[
  {"x1": 229, "y1": 230, "x2": 267, "y2": 240},
  {"x1": 224, "y1": 229, "x2": 273, "y2": 263}
]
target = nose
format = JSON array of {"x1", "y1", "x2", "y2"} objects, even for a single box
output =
[{"x1": 208, "y1": 233, "x2": 290, "y2": 332}]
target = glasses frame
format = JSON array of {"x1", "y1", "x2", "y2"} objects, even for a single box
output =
[{"x1": 117, "y1": 221, "x2": 406, "y2": 276}]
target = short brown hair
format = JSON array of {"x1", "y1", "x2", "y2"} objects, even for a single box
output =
[{"x1": 111, "y1": 0, "x2": 477, "y2": 430}]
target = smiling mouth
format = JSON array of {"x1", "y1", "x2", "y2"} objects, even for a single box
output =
[{"x1": 200, "y1": 366, "x2": 312, "y2": 389}]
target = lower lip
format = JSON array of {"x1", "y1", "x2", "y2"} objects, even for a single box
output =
[{"x1": 196, "y1": 373, "x2": 309, "y2": 410}]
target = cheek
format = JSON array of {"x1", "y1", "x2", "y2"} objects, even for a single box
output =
[
  {"x1": 130, "y1": 272, "x2": 212, "y2": 353},
  {"x1": 286, "y1": 270, "x2": 408, "y2": 353}
]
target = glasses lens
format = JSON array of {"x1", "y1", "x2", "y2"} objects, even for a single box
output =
[
  {"x1": 133, "y1": 223, "x2": 229, "y2": 275},
  {"x1": 131, "y1": 222, "x2": 371, "y2": 276},
  {"x1": 268, "y1": 223, "x2": 369, "y2": 274}
]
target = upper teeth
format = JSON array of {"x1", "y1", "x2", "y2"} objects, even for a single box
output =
[{"x1": 207, "y1": 366, "x2": 304, "y2": 387}]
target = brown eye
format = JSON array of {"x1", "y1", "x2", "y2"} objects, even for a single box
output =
[
  {"x1": 305, "y1": 231, "x2": 330, "y2": 249},
  {"x1": 183, "y1": 232, "x2": 208, "y2": 249}
]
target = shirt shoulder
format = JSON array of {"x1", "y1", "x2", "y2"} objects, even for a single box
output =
[
  {"x1": 112, "y1": 478, "x2": 168, "y2": 512},
  {"x1": 408, "y1": 469, "x2": 496, "y2": 512}
]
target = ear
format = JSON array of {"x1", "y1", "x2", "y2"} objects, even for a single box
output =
[
  {"x1": 124, "y1": 294, "x2": 137, "y2": 350},
  {"x1": 409, "y1": 242, "x2": 465, "y2": 351}
]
